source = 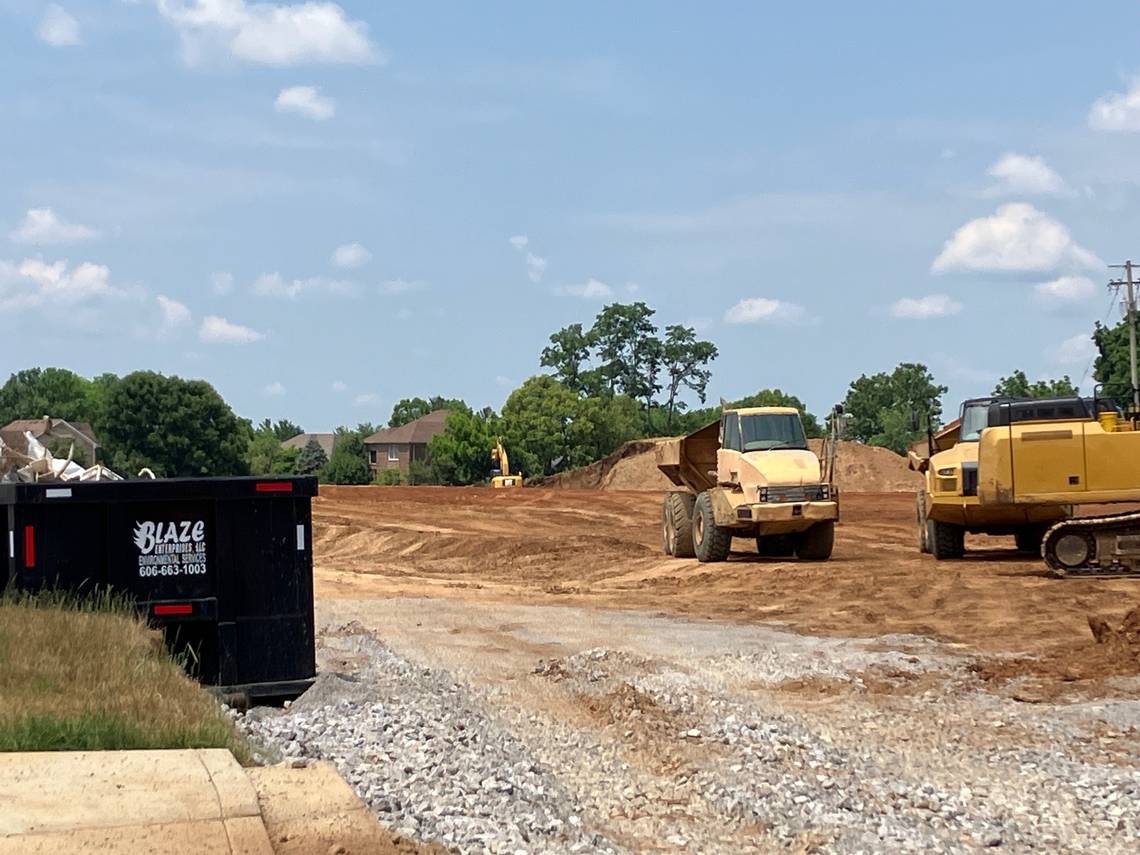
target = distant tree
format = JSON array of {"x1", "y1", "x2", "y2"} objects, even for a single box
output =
[
  {"x1": 0, "y1": 367, "x2": 97, "y2": 427},
  {"x1": 322, "y1": 428, "x2": 371, "y2": 485},
  {"x1": 571, "y1": 394, "x2": 643, "y2": 463},
  {"x1": 248, "y1": 423, "x2": 298, "y2": 475},
  {"x1": 295, "y1": 436, "x2": 329, "y2": 475},
  {"x1": 101, "y1": 371, "x2": 250, "y2": 477},
  {"x1": 661, "y1": 324, "x2": 719, "y2": 430},
  {"x1": 265, "y1": 418, "x2": 303, "y2": 441},
  {"x1": 1094, "y1": 320, "x2": 1136, "y2": 404},
  {"x1": 407, "y1": 458, "x2": 436, "y2": 486},
  {"x1": 992, "y1": 370, "x2": 1078, "y2": 399},
  {"x1": 375, "y1": 469, "x2": 402, "y2": 486},
  {"x1": 540, "y1": 323, "x2": 596, "y2": 395},
  {"x1": 591, "y1": 302, "x2": 663, "y2": 412},
  {"x1": 427, "y1": 410, "x2": 498, "y2": 485},
  {"x1": 501, "y1": 376, "x2": 580, "y2": 476},
  {"x1": 843, "y1": 363, "x2": 947, "y2": 454},
  {"x1": 389, "y1": 396, "x2": 469, "y2": 427},
  {"x1": 680, "y1": 389, "x2": 823, "y2": 437}
]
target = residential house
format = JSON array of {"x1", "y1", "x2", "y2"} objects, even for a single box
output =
[
  {"x1": 281, "y1": 432, "x2": 336, "y2": 461},
  {"x1": 363, "y1": 410, "x2": 450, "y2": 477},
  {"x1": 0, "y1": 417, "x2": 100, "y2": 465}
]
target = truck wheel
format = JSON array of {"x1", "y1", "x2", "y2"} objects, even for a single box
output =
[
  {"x1": 930, "y1": 520, "x2": 965, "y2": 560},
  {"x1": 1014, "y1": 526, "x2": 1046, "y2": 554},
  {"x1": 757, "y1": 535, "x2": 795, "y2": 557},
  {"x1": 796, "y1": 521, "x2": 835, "y2": 561},
  {"x1": 916, "y1": 492, "x2": 931, "y2": 554},
  {"x1": 661, "y1": 499, "x2": 675, "y2": 556},
  {"x1": 692, "y1": 492, "x2": 732, "y2": 563},
  {"x1": 667, "y1": 492, "x2": 696, "y2": 558}
]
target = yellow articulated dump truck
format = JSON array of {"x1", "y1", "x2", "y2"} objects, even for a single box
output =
[
  {"x1": 912, "y1": 395, "x2": 1140, "y2": 576},
  {"x1": 656, "y1": 406, "x2": 843, "y2": 563}
]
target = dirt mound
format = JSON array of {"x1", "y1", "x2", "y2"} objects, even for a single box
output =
[
  {"x1": 535, "y1": 439, "x2": 675, "y2": 491},
  {"x1": 537, "y1": 437, "x2": 920, "y2": 493}
]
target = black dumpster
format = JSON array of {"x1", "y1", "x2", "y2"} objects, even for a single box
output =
[{"x1": 0, "y1": 476, "x2": 317, "y2": 703}]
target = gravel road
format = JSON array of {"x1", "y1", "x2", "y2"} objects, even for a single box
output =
[{"x1": 240, "y1": 598, "x2": 1140, "y2": 854}]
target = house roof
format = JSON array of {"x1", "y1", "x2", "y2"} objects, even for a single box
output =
[
  {"x1": 282, "y1": 432, "x2": 336, "y2": 458},
  {"x1": 364, "y1": 410, "x2": 451, "y2": 445},
  {"x1": 0, "y1": 418, "x2": 99, "y2": 451}
]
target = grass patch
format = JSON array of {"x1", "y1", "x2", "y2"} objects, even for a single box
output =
[{"x1": 0, "y1": 590, "x2": 248, "y2": 761}]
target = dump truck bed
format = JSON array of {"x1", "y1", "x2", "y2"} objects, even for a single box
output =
[{"x1": 656, "y1": 421, "x2": 719, "y2": 493}]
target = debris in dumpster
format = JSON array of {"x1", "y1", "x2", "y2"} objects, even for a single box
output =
[{"x1": 0, "y1": 431, "x2": 123, "y2": 483}]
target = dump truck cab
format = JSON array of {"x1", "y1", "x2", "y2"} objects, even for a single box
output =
[{"x1": 657, "y1": 406, "x2": 842, "y2": 563}]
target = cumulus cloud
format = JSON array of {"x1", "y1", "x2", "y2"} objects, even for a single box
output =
[
  {"x1": 155, "y1": 0, "x2": 381, "y2": 66},
  {"x1": 984, "y1": 153, "x2": 1066, "y2": 197},
  {"x1": 275, "y1": 85, "x2": 335, "y2": 120},
  {"x1": 9, "y1": 208, "x2": 97, "y2": 244},
  {"x1": 331, "y1": 242, "x2": 371, "y2": 268},
  {"x1": 1089, "y1": 80, "x2": 1140, "y2": 131},
  {"x1": 263, "y1": 381, "x2": 286, "y2": 396},
  {"x1": 889, "y1": 294, "x2": 962, "y2": 320},
  {"x1": 723, "y1": 297, "x2": 805, "y2": 324},
  {"x1": 931, "y1": 203, "x2": 1102, "y2": 274},
  {"x1": 1035, "y1": 275, "x2": 1097, "y2": 306},
  {"x1": 0, "y1": 258, "x2": 115, "y2": 310},
  {"x1": 508, "y1": 235, "x2": 528, "y2": 249},
  {"x1": 156, "y1": 295, "x2": 191, "y2": 329},
  {"x1": 525, "y1": 252, "x2": 547, "y2": 283},
  {"x1": 199, "y1": 315, "x2": 263, "y2": 344},
  {"x1": 555, "y1": 278, "x2": 614, "y2": 299},
  {"x1": 379, "y1": 278, "x2": 423, "y2": 295},
  {"x1": 211, "y1": 271, "x2": 234, "y2": 294},
  {"x1": 253, "y1": 271, "x2": 356, "y2": 298},
  {"x1": 1054, "y1": 333, "x2": 1097, "y2": 366},
  {"x1": 38, "y1": 5, "x2": 81, "y2": 47}
]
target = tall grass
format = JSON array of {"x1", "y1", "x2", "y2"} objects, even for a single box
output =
[{"x1": 0, "y1": 588, "x2": 248, "y2": 760}]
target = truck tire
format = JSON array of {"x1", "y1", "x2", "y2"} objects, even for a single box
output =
[
  {"x1": 692, "y1": 492, "x2": 732, "y2": 563},
  {"x1": 661, "y1": 499, "x2": 674, "y2": 556},
  {"x1": 670, "y1": 492, "x2": 696, "y2": 558},
  {"x1": 796, "y1": 521, "x2": 835, "y2": 561},
  {"x1": 1014, "y1": 526, "x2": 1046, "y2": 554},
  {"x1": 930, "y1": 519, "x2": 965, "y2": 560},
  {"x1": 916, "y1": 492, "x2": 931, "y2": 554}
]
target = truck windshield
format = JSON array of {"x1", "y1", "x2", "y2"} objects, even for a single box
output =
[
  {"x1": 960, "y1": 403, "x2": 990, "y2": 442},
  {"x1": 740, "y1": 414, "x2": 808, "y2": 451}
]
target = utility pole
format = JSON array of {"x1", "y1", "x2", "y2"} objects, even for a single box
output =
[{"x1": 1109, "y1": 261, "x2": 1140, "y2": 414}]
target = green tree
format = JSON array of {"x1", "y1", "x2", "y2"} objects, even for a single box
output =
[
  {"x1": 322, "y1": 428, "x2": 371, "y2": 484},
  {"x1": 248, "y1": 425, "x2": 294, "y2": 475},
  {"x1": 843, "y1": 363, "x2": 947, "y2": 454},
  {"x1": 427, "y1": 410, "x2": 498, "y2": 485},
  {"x1": 501, "y1": 376, "x2": 581, "y2": 476},
  {"x1": 992, "y1": 370, "x2": 1078, "y2": 399},
  {"x1": 0, "y1": 367, "x2": 97, "y2": 426},
  {"x1": 540, "y1": 323, "x2": 597, "y2": 395},
  {"x1": 101, "y1": 371, "x2": 250, "y2": 477},
  {"x1": 591, "y1": 302, "x2": 663, "y2": 410},
  {"x1": 681, "y1": 389, "x2": 823, "y2": 437},
  {"x1": 571, "y1": 394, "x2": 643, "y2": 464},
  {"x1": 661, "y1": 325, "x2": 718, "y2": 429},
  {"x1": 265, "y1": 418, "x2": 303, "y2": 441},
  {"x1": 388, "y1": 396, "x2": 469, "y2": 427},
  {"x1": 295, "y1": 436, "x2": 329, "y2": 475},
  {"x1": 1093, "y1": 320, "x2": 1136, "y2": 404}
]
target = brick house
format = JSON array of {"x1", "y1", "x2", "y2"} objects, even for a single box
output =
[{"x1": 364, "y1": 410, "x2": 450, "y2": 477}]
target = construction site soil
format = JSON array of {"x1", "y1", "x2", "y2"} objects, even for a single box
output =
[{"x1": 314, "y1": 486, "x2": 1140, "y2": 696}]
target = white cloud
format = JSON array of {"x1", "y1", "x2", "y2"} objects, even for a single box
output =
[
  {"x1": 889, "y1": 294, "x2": 962, "y2": 320},
  {"x1": 331, "y1": 380, "x2": 347, "y2": 392},
  {"x1": 723, "y1": 297, "x2": 805, "y2": 324},
  {"x1": 211, "y1": 271, "x2": 234, "y2": 294},
  {"x1": 331, "y1": 242, "x2": 371, "y2": 269},
  {"x1": 38, "y1": 5, "x2": 81, "y2": 47},
  {"x1": 556, "y1": 278, "x2": 614, "y2": 300},
  {"x1": 931, "y1": 203, "x2": 1102, "y2": 274},
  {"x1": 263, "y1": 381, "x2": 286, "y2": 396},
  {"x1": 0, "y1": 258, "x2": 114, "y2": 309},
  {"x1": 984, "y1": 153, "x2": 1066, "y2": 197},
  {"x1": 508, "y1": 234, "x2": 528, "y2": 250},
  {"x1": 199, "y1": 315, "x2": 263, "y2": 344},
  {"x1": 9, "y1": 208, "x2": 97, "y2": 244},
  {"x1": 353, "y1": 392, "x2": 379, "y2": 406},
  {"x1": 155, "y1": 0, "x2": 381, "y2": 66},
  {"x1": 525, "y1": 252, "x2": 547, "y2": 283},
  {"x1": 1089, "y1": 80, "x2": 1140, "y2": 131},
  {"x1": 156, "y1": 295, "x2": 191, "y2": 329},
  {"x1": 1054, "y1": 333, "x2": 1097, "y2": 366},
  {"x1": 1034, "y1": 275, "x2": 1097, "y2": 305},
  {"x1": 275, "y1": 85, "x2": 335, "y2": 120},
  {"x1": 379, "y1": 278, "x2": 423, "y2": 295},
  {"x1": 253, "y1": 271, "x2": 356, "y2": 299}
]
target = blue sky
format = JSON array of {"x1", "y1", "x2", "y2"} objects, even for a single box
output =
[{"x1": 4, "y1": 2, "x2": 1140, "y2": 430}]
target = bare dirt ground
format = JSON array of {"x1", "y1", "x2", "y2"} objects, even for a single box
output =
[{"x1": 314, "y1": 486, "x2": 1140, "y2": 693}]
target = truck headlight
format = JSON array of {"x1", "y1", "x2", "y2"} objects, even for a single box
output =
[
  {"x1": 819, "y1": 485, "x2": 830, "y2": 500},
  {"x1": 758, "y1": 487, "x2": 768, "y2": 502}
]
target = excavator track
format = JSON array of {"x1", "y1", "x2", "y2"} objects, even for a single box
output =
[{"x1": 1042, "y1": 511, "x2": 1140, "y2": 578}]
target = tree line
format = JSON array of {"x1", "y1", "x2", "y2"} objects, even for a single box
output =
[{"x1": 0, "y1": 310, "x2": 1131, "y2": 483}]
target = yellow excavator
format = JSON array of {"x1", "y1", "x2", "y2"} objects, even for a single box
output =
[{"x1": 491, "y1": 438, "x2": 523, "y2": 488}]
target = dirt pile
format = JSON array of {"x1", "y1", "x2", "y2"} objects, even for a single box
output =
[{"x1": 536, "y1": 438, "x2": 920, "y2": 493}]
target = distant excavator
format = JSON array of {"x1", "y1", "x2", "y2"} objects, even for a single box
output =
[{"x1": 491, "y1": 438, "x2": 523, "y2": 488}]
